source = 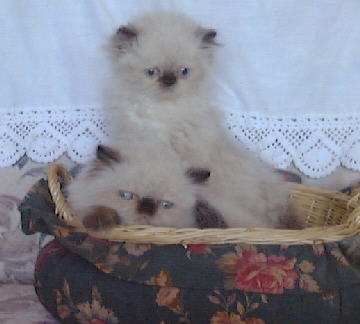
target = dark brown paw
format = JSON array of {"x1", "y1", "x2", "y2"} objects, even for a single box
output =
[
  {"x1": 194, "y1": 200, "x2": 227, "y2": 229},
  {"x1": 278, "y1": 205, "x2": 306, "y2": 229},
  {"x1": 82, "y1": 206, "x2": 121, "y2": 231}
]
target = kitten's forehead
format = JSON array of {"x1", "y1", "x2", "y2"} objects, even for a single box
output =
[
  {"x1": 119, "y1": 162, "x2": 185, "y2": 186},
  {"x1": 131, "y1": 12, "x2": 199, "y2": 36},
  {"x1": 108, "y1": 158, "x2": 194, "y2": 201},
  {"x1": 131, "y1": 12, "x2": 202, "y2": 63}
]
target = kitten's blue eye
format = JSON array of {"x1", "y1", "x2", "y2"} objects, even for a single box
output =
[
  {"x1": 159, "y1": 201, "x2": 174, "y2": 209},
  {"x1": 145, "y1": 68, "x2": 160, "y2": 78},
  {"x1": 119, "y1": 191, "x2": 135, "y2": 200},
  {"x1": 179, "y1": 67, "x2": 190, "y2": 77}
]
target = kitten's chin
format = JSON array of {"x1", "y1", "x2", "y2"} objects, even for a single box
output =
[
  {"x1": 119, "y1": 87, "x2": 180, "y2": 103},
  {"x1": 155, "y1": 88, "x2": 182, "y2": 101},
  {"x1": 151, "y1": 83, "x2": 197, "y2": 101},
  {"x1": 123, "y1": 216, "x2": 151, "y2": 226}
]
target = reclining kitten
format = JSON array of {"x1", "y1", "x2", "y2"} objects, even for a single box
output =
[
  {"x1": 67, "y1": 144, "x2": 215, "y2": 230},
  {"x1": 104, "y1": 12, "x2": 300, "y2": 229}
]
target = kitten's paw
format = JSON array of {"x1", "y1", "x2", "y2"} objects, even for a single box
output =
[
  {"x1": 194, "y1": 200, "x2": 227, "y2": 229},
  {"x1": 82, "y1": 206, "x2": 121, "y2": 231},
  {"x1": 279, "y1": 207, "x2": 306, "y2": 230}
]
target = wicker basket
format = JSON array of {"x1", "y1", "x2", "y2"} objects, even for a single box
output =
[{"x1": 47, "y1": 164, "x2": 360, "y2": 245}]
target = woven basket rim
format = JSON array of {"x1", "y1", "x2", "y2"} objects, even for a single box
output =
[{"x1": 46, "y1": 164, "x2": 360, "y2": 245}]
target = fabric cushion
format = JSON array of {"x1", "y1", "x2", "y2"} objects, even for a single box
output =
[
  {"x1": 20, "y1": 176, "x2": 360, "y2": 323},
  {"x1": 33, "y1": 239, "x2": 360, "y2": 324}
]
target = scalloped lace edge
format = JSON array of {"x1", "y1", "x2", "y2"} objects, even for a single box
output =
[{"x1": 1, "y1": 107, "x2": 359, "y2": 178}]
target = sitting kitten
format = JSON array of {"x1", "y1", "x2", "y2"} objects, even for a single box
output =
[
  {"x1": 66, "y1": 144, "x2": 211, "y2": 230},
  {"x1": 104, "y1": 12, "x2": 298, "y2": 229}
]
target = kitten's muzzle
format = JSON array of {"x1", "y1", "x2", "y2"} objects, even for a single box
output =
[
  {"x1": 137, "y1": 197, "x2": 158, "y2": 216},
  {"x1": 159, "y1": 73, "x2": 177, "y2": 87}
]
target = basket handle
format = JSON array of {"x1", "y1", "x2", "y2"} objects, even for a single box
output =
[{"x1": 47, "y1": 164, "x2": 82, "y2": 228}]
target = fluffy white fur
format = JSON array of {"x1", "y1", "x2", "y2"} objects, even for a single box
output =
[
  {"x1": 101, "y1": 12, "x2": 296, "y2": 229},
  {"x1": 67, "y1": 144, "x2": 198, "y2": 228}
]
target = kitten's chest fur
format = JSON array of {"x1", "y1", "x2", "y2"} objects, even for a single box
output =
[
  {"x1": 118, "y1": 99, "x2": 219, "y2": 143},
  {"x1": 108, "y1": 97, "x2": 228, "y2": 164}
]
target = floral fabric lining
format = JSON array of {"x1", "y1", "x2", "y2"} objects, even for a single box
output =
[{"x1": 20, "y1": 178, "x2": 360, "y2": 323}]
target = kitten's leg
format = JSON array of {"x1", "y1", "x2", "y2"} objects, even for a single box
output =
[{"x1": 82, "y1": 206, "x2": 121, "y2": 231}]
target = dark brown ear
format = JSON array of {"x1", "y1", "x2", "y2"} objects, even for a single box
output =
[
  {"x1": 186, "y1": 167, "x2": 211, "y2": 184},
  {"x1": 96, "y1": 145, "x2": 121, "y2": 165},
  {"x1": 117, "y1": 26, "x2": 137, "y2": 38},
  {"x1": 197, "y1": 28, "x2": 218, "y2": 48},
  {"x1": 86, "y1": 145, "x2": 121, "y2": 177},
  {"x1": 112, "y1": 25, "x2": 138, "y2": 52}
]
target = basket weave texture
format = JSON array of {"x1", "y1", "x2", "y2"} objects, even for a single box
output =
[{"x1": 47, "y1": 164, "x2": 360, "y2": 245}]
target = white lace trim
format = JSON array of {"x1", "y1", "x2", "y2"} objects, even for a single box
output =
[
  {"x1": 1, "y1": 107, "x2": 360, "y2": 178},
  {"x1": 225, "y1": 112, "x2": 360, "y2": 178},
  {"x1": 0, "y1": 106, "x2": 107, "y2": 166}
]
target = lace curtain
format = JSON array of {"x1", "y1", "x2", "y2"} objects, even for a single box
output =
[{"x1": 1, "y1": 0, "x2": 360, "y2": 178}]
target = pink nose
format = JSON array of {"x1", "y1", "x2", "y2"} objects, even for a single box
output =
[{"x1": 137, "y1": 197, "x2": 157, "y2": 216}]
